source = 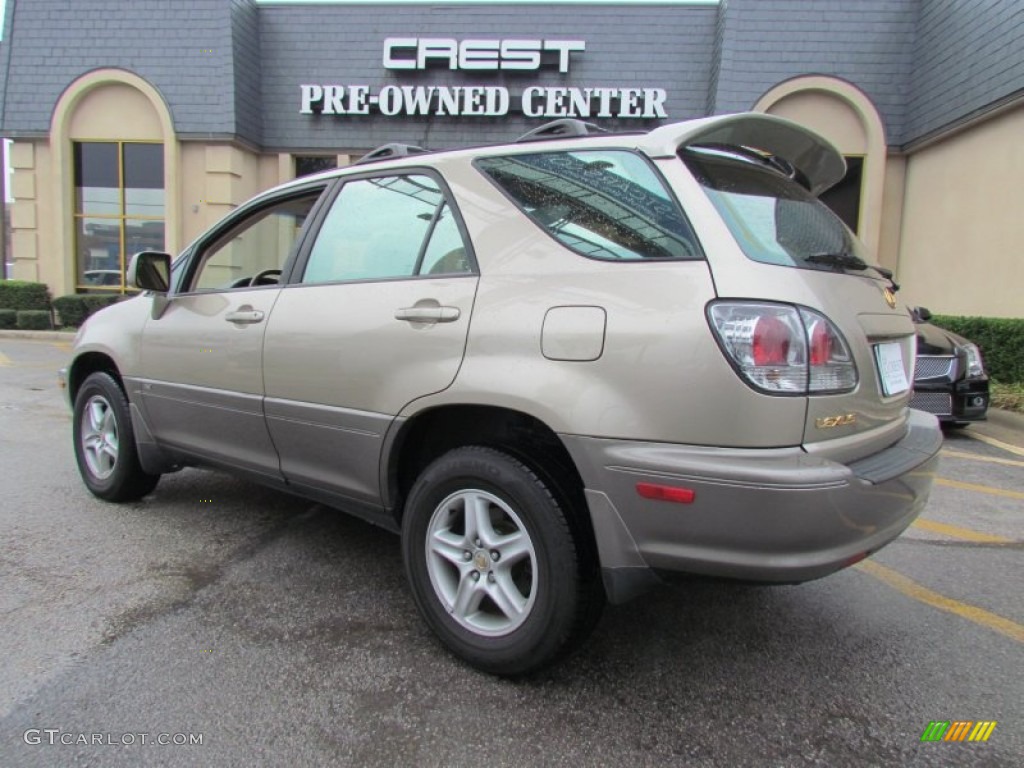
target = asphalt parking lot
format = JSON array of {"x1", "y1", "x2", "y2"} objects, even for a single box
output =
[{"x1": 0, "y1": 336, "x2": 1021, "y2": 767}]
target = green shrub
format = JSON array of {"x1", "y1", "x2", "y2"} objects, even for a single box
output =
[
  {"x1": 15, "y1": 309, "x2": 53, "y2": 330},
  {"x1": 0, "y1": 280, "x2": 51, "y2": 312},
  {"x1": 52, "y1": 295, "x2": 88, "y2": 328},
  {"x1": 52, "y1": 294, "x2": 125, "y2": 328},
  {"x1": 0, "y1": 309, "x2": 16, "y2": 329},
  {"x1": 930, "y1": 314, "x2": 1024, "y2": 385}
]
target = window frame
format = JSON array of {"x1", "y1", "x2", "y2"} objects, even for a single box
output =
[
  {"x1": 72, "y1": 139, "x2": 165, "y2": 294},
  {"x1": 175, "y1": 181, "x2": 333, "y2": 296},
  {"x1": 473, "y1": 147, "x2": 705, "y2": 264},
  {"x1": 288, "y1": 166, "x2": 478, "y2": 288}
]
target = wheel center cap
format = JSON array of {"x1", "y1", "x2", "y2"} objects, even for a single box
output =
[{"x1": 473, "y1": 551, "x2": 490, "y2": 570}]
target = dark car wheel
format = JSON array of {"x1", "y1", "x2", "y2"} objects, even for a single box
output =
[
  {"x1": 73, "y1": 372, "x2": 160, "y2": 502},
  {"x1": 402, "y1": 446, "x2": 603, "y2": 676}
]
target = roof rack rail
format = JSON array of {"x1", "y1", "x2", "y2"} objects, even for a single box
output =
[
  {"x1": 515, "y1": 119, "x2": 608, "y2": 143},
  {"x1": 355, "y1": 143, "x2": 429, "y2": 165}
]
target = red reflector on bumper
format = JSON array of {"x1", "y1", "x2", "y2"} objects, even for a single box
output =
[{"x1": 636, "y1": 482, "x2": 695, "y2": 504}]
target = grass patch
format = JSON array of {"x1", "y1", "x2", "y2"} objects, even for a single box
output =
[{"x1": 992, "y1": 381, "x2": 1024, "y2": 414}]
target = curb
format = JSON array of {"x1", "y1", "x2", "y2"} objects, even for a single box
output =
[
  {"x1": 0, "y1": 329, "x2": 76, "y2": 341},
  {"x1": 971, "y1": 408, "x2": 1024, "y2": 450}
]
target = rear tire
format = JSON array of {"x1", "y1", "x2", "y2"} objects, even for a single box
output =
[
  {"x1": 73, "y1": 372, "x2": 160, "y2": 502},
  {"x1": 402, "y1": 446, "x2": 603, "y2": 675}
]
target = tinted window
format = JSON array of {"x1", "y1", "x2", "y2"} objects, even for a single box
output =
[
  {"x1": 476, "y1": 150, "x2": 701, "y2": 261},
  {"x1": 73, "y1": 141, "x2": 165, "y2": 293},
  {"x1": 295, "y1": 155, "x2": 338, "y2": 178},
  {"x1": 683, "y1": 148, "x2": 869, "y2": 270},
  {"x1": 303, "y1": 175, "x2": 470, "y2": 283},
  {"x1": 123, "y1": 143, "x2": 165, "y2": 218},
  {"x1": 74, "y1": 142, "x2": 119, "y2": 215}
]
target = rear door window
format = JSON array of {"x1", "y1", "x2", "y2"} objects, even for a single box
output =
[
  {"x1": 301, "y1": 174, "x2": 472, "y2": 284},
  {"x1": 476, "y1": 150, "x2": 702, "y2": 261}
]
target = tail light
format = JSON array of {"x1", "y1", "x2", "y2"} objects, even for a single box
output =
[{"x1": 708, "y1": 302, "x2": 857, "y2": 395}]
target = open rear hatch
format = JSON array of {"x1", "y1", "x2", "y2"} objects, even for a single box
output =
[{"x1": 655, "y1": 113, "x2": 915, "y2": 457}]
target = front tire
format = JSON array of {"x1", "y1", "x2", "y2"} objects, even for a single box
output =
[
  {"x1": 72, "y1": 372, "x2": 160, "y2": 502},
  {"x1": 402, "y1": 446, "x2": 602, "y2": 675}
]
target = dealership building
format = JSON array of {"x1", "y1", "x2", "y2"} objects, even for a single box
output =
[{"x1": 0, "y1": 0, "x2": 1021, "y2": 317}]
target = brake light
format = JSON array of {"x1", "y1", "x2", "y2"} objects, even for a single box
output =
[
  {"x1": 752, "y1": 315, "x2": 791, "y2": 366},
  {"x1": 808, "y1": 319, "x2": 831, "y2": 365},
  {"x1": 708, "y1": 302, "x2": 857, "y2": 395}
]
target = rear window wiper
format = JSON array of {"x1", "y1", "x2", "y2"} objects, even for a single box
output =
[
  {"x1": 804, "y1": 252, "x2": 901, "y2": 290},
  {"x1": 803, "y1": 252, "x2": 868, "y2": 271}
]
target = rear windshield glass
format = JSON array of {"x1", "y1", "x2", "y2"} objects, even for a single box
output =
[
  {"x1": 476, "y1": 150, "x2": 702, "y2": 261},
  {"x1": 682, "y1": 148, "x2": 870, "y2": 270}
]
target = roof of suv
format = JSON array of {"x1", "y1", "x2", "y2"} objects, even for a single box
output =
[{"x1": 277, "y1": 112, "x2": 847, "y2": 198}]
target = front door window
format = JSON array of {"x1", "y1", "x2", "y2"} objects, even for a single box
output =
[{"x1": 189, "y1": 193, "x2": 322, "y2": 292}]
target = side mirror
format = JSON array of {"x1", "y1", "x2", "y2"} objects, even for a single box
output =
[
  {"x1": 128, "y1": 251, "x2": 172, "y2": 293},
  {"x1": 916, "y1": 306, "x2": 932, "y2": 322}
]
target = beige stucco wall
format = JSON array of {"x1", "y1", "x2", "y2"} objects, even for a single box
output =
[
  {"x1": 179, "y1": 143, "x2": 283, "y2": 247},
  {"x1": 897, "y1": 105, "x2": 1024, "y2": 318},
  {"x1": 9, "y1": 140, "x2": 52, "y2": 285},
  {"x1": 68, "y1": 83, "x2": 162, "y2": 140},
  {"x1": 877, "y1": 155, "x2": 906, "y2": 274}
]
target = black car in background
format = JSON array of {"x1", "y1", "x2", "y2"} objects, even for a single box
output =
[{"x1": 911, "y1": 308, "x2": 989, "y2": 427}]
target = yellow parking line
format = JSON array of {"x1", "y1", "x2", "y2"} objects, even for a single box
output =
[
  {"x1": 935, "y1": 477, "x2": 1024, "y2": 500},
  {"x1": 856, "y1": 560, "x2": 1024, "y2": 644},
  {"x1": 52, "y1": 342, "x2": 72, "y2": 351},
  {"x1": 967, "y1": 431, "x2": 1024, "y2": 458},
  {"x1": 941, "y1": 449, "x2": 1024, "y2": 469},
  {"x1": 0, "y1": 351, "x2": 11, "y2": 366},
  {"x1": 911, "y1": 518, "x2": 1012, "y2": 543}
]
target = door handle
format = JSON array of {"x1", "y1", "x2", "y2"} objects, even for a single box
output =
[
  {"x1": 225, "y1": 309, "x2": 265, "y2": 325},
  {"x1": 395, "y1": 306, "x2": 460, "y2": 323}
]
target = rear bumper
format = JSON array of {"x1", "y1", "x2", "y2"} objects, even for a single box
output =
[{"x1": 562, "y1": 409, "x2": 942, "y2": 603}]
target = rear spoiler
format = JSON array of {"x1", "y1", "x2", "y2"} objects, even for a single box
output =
[{"x1": 644, "y1": 113, "x2": 847, "y2": 196}]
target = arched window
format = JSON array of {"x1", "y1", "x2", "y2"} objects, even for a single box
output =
[{"x1": 51, "y1": 71, "x2": 178, "y2": 295}]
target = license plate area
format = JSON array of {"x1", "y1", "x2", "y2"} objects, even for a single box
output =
[{"x1": 874, "y1": 341, "x2": 909, "y2": 396}]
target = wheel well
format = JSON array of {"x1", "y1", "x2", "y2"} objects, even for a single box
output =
[
  {"x1": 68, "y1": 352, "x2": 122, "y2": 402},
  {"x1": 390, "y1": 405, "x2": 596, "y2": 555}
]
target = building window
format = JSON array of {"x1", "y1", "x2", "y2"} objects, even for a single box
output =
[
  {"x1": 820, "y1": 156, "x2": 863, "y2": 234},
  {"x1": 73, "y1": 141, "x2": 164, "y2": 292},
  {"x1": 294, "y1": 155, "x2": 337, "y2": 178}
]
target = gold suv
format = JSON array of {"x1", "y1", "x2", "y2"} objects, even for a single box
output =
[{"x1": 64, "y1": 114, "x2": 942, "y2": 675}]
